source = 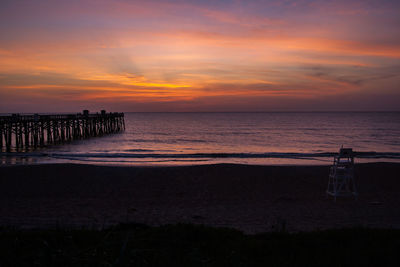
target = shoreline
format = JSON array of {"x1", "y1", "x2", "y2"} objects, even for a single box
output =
[
  {"x1": 1, "y1": 160, "x2": 400, "y2": 167},
  {"x1": 2, "y1": 149, "x2": 400, "y2": 167},
  {"x1": 1, "y1": 162, "x2": 400, "y2": 233},
  {"x1": 2, "y1": 157, "x2": 400, "y2": 167}
]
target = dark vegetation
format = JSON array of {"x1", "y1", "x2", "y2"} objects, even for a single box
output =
[{"x1": 1, "y1": 223, "x2": 399, "y2": 267}]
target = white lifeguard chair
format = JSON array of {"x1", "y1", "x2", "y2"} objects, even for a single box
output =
[{"x1": 327, "y1": 147, "x2": 358, "y2": 201}]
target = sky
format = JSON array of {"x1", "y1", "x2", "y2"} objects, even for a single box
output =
[{"x1": 0, "y1": 0, "x2": 399, "y2": 112}]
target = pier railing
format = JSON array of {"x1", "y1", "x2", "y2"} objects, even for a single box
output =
[{"x1": 0, "y1": 110, "x2": 125, "y2": 152}]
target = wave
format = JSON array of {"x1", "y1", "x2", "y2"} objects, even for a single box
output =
[
  {"x1": 124, "y1": 139, "x2": 209, "y2": 143},
  {"x1": 4, "y1": 151, "x2": 399, "y2": 160},
  {"x1": 123, "y1": 149, "x2": 156, "y2": 152}
]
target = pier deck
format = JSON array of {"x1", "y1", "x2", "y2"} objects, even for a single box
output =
[{"x1": 0, "y1": 110, "x2": 125, "y2": 152}]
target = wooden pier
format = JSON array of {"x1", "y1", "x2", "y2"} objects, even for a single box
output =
[{"x1": 0, "y1": 110, "x2": 125, "y2": 152}]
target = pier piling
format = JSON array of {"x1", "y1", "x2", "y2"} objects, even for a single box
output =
[{"x1": 0, "y1": 110, "x2": 124, "y2": 152}]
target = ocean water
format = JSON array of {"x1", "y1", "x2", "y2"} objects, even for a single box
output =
[{"x1": 2, "y1": 112, "x2": 400, "y2": 165}]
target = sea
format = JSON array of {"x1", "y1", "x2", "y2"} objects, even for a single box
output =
[{"x1": 1, "y1": 112, "x2": 400, "y2": 166}]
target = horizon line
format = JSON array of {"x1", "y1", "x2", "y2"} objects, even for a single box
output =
[{"x1": 1, "y1": 110, "x2": 400, "y2": 115}]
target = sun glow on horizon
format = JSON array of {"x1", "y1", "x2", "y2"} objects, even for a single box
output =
[{"x1": 1, "y1": 0, "x2": 399, "y2": 112}]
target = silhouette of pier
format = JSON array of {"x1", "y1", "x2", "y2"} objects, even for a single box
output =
[{"x1": 0, "y1": 110, "x2": 125, "y2": 152}]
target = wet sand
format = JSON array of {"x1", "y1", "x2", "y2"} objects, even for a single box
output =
[{"x1": 0, "y1": 163, "x2": 399, "y2": 233}]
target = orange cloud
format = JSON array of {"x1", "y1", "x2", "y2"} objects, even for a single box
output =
[{"x1": 1, "y1": 0, "x2": 399, "y2": 111}]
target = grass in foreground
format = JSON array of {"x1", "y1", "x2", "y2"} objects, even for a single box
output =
[{"x1": 1, "y1": 223, "x2": 399, "y2": 267}]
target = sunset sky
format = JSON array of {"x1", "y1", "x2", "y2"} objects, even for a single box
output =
[{"x1": 1, "y1": 0, "x2": 399, "y2": 112}]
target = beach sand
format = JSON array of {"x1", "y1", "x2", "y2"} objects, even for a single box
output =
[{"x1": 0, "y1": 163, "x2": 399, "y2": 233}]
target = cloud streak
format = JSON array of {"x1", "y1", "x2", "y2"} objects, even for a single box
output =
[{"x1": 0, "y1": 0, "x2": 399, "y2": 111}]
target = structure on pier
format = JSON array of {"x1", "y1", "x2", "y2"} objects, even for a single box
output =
[{"x1": 0, "y1": 110, "x2": 125, "y2": 152}]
